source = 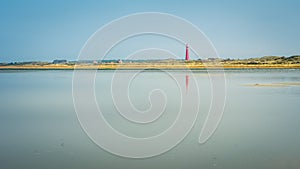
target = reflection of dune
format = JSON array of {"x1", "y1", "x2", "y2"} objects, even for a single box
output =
[
  {"x1": 266, "y1": 155, "x2": 300, "y2": 169},
  {"x1": 244, "y1": 82, "x2": 300, "y2": 87},
  {"x1": 279, "y1": 82, "x2": 300, "y2": 86}
]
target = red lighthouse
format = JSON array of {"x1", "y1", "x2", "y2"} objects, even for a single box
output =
[{"x1": 185, "y1": 44, "x2": 189, "y2": 61}]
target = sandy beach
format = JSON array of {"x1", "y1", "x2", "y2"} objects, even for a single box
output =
[{"x1": 1, "y1": 63, "x2": 300, "y2": 70}]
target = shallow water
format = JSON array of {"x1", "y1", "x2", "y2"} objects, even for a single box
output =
[{"x1": 0, "y1": 69, "x2": 299, "y2": 169}]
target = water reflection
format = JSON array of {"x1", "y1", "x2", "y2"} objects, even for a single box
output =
[{"x1": 185, "y1": 74, "x2": 189, "y2": 93}]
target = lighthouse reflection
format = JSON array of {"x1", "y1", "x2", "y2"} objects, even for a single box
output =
[{"x1": 185, "y1": 74, "x2": 189, "y2": 94}]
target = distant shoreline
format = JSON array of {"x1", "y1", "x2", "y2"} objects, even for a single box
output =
[{"x1": 1, "y1": 55, "x2": 299, "y2": 70}]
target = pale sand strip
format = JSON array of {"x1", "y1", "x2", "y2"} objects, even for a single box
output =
[
  {"x1": 1, "y1": 63, "x2": 300, "y2": 70},
  {"x1": 244, "y1": 82, "x2": 300, "y2": 87}
]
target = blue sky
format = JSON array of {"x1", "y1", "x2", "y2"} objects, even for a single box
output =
[{"x1": 0, "y1": 0, "x2": 299, "y2": 62}]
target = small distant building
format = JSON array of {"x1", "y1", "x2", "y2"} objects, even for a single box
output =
[
  {"x1": 118, "y1": 59, "x2": 123, "y2": 64},
  {"x1": 52, "y1": 59, "x2": 67, "y2": 64}
]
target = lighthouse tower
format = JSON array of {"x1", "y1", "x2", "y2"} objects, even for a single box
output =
[{"x1": 185, "y1": 44, "x2": 189, "y2": 61}]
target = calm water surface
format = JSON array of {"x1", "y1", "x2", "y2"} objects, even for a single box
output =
[{"x1": 0, "y1": 69, "x2": 299, "y2": 169}]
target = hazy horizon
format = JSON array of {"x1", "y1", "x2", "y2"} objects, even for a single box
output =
[{"x1": 2, "y1": 54, "x2": 300, "y2": 63}]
